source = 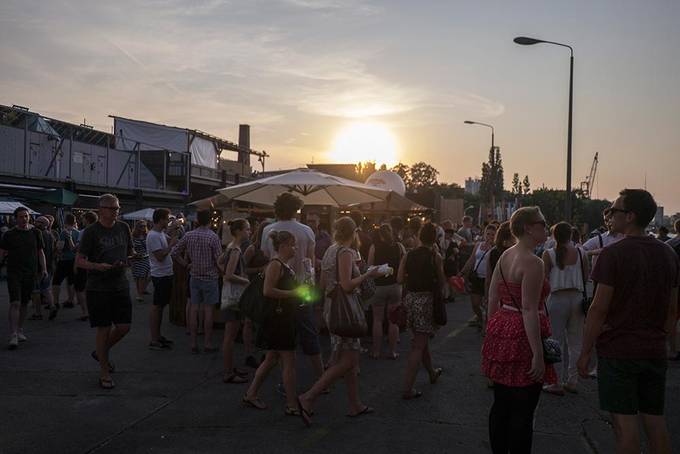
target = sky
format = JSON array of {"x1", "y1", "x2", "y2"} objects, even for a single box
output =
[{"x1": 1, "y1": 0, "x2": 679, "y2": 213}]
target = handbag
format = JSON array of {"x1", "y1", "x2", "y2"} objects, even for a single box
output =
[
  {"x1": 577, "y1": 248, "x2": 592, "y2": 315},
  {"x1": 327, "y1": 248, "x2": 368, "y2": 337},
  {"x1": 359, "y1": 263, "x2": 377, "y2": 301},
  {"x1": 499, "y1": 263, "x2": 561, "y2": 364},
  {"x1": 220, "y1": 248, "x2": 246, "y2": 311}
]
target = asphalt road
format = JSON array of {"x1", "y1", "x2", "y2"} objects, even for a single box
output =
[{"x1": 1, "y1": 283, "x2": 678, "y2": 454}]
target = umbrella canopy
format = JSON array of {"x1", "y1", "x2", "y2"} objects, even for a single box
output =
[
  {"x1": 39, "y1": 188, "x2": 79, "y2": 206},
  {"x1": 216, "y1": 169, "x2": 388, "y2": 207},
  {"x1": 121, "y1": 208, "x2": 155, "y2": 221},
  {"x1": 0, "y1": 201, "x2": 39, "y2": 215},
  {"x1": 358, "y1": 191, "x2": 429, "y2": 214}
]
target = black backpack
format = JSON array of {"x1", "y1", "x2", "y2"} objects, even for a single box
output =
[{"x1": 239, "y1": 272, "x2": 266, "y2": 323}]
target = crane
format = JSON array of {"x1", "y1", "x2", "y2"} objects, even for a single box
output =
[{"x1": 579, "y1": 152, "x2": 599, "y2": 199}]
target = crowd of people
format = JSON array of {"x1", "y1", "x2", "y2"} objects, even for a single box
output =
[{"x1": 1, "y1": 188, "x2": 678, "y2": 453}]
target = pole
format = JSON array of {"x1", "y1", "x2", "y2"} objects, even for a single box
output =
[{"x1": 565, "y1": 54, "x2": 574, "y2": 221}]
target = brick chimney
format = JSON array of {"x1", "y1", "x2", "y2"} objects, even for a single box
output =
[{"x1": 238, "y1": 124, "x2": 250, "y2": 166}]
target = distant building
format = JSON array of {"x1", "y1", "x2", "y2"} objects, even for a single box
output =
[{"x1": 465, "y1": 177, "x2": 481, "y2": 195}]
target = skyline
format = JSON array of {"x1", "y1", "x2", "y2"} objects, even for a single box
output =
[{"x1": 1, "y1": 0, "x2": 678, "y2": 213}]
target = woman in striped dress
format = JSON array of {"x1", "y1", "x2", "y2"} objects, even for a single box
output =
[{"x1": 131, "y1": 220, "x2": 151, "y2": 301}]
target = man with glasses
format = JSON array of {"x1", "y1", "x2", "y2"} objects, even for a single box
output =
[
  {"x1": 76, "y1": 194, "x2": 134, "y2": 389},
  {"x1": 578, "y1": 189, "x2": 678, "y2": 454}
]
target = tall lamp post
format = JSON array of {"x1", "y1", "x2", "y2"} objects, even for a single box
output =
[
  {"x1": 464, "y1": 120, "x2": 494, "y2": 150},
  {"x1": 513, "y1": 36, "x2": 574, "y2": 221},
  {"x1": 465, "y1": 120, "x2": 497, "y2": 222}
]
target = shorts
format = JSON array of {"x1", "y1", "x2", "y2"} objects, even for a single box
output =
[
  {"x1": 597, "y1": 356, "x2": 667, "y2": 415},
  {"x1": 189, "y1": 277, "x2": 219, "y2": 305},
  {"x1": 470, "y1": 274, "x2": 485, "y2": 296},
  {"x1": 223, "y1": 307, "x2": 241, "y2": 322},
  {"x1": 370, "y1": 284, "x2": 402, "y2": 307},
  {"x1": 52, "y1": 260, "x2": 75, "y2": 286},
  {"x1": 7, "y1": 273, "x2": 35, "y2": 305},
  {"x1": 151, "y1": 275, "x2": 173, "y2": 307},
  {"x1": 295, "y1": 304, "x2": 321, "y2": 356},
  {"x1": 33, "y1": 273, "x2": 52, "y2": 295},
  {"x1": 73, "y1": 268, "x2": 87, "y2": 292},
  {"x1": 87, "y1": 289, "x2": 132, "y2": 327}
]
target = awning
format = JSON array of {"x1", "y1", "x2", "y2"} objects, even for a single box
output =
[{"x1": 0, "y1": 201, "x2": 39, "y2": 215}]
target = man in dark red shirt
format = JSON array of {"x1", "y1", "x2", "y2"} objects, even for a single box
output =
[{"x1": 578, "y1": 189, "x2": 678, "y2": 454}]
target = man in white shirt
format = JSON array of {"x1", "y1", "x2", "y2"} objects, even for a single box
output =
[
  {"x1": 582, "y1": 209, "x2": 624, "y2": 270},
  {"x1": 146, "y1": 208, "x2": 177, "y2": 350}
]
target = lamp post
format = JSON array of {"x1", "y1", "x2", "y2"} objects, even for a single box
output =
[
  {"x1": 464, "y1": 120, "x2": 495, "y2": 150},
  {"x1": 513, "y1": 36, "x2": 574, "y2": 221},
  {"x1": 465, "y1": 120, "x2": 497, "y2": 221}
]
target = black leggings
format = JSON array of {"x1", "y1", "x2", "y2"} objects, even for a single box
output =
[{"x1": 489, "y1": 382, "x2": 542, "y2": 454}]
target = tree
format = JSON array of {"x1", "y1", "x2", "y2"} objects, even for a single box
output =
[
  {"x1": 511, "y1": 173, "x2": 521, "y2": 195},
  {"x1": 479, "y1": 147, "x2": 504, "y2": 205},
  {"x1": 391, "y1": 163, "x2": 411, "y2": 189},
  {"x1": 409, "y1": 161, "x2": 439, "y2": 190},
  {"x1": 356, "y1": 161, "x2": 376, "y2": 181},
  {"x1": 522, "y1": 175, "x2": 531, "y2": 195}
]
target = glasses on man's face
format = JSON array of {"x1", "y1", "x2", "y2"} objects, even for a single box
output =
[
  {"x1": 608, "y1": 208, "x2": 630, "y2": 215},
  {"x1": 100, "y1": 206, "x2": 120, "y2": 213}
]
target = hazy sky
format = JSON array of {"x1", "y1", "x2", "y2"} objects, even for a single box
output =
[{"x1": 2, "y1": 0, "x2": 679, "y2": 213}]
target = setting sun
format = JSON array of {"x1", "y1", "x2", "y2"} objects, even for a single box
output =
[{"x1": 329, "y1": 122, "x2": 399, "y2": 166}]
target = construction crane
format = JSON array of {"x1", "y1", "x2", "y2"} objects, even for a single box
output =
[{"x1": 580, "y1": 152, "x2": 599, "y2": 199}]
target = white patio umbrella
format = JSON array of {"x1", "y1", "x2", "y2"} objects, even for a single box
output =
[
  {"x1": 121, "y1": 208, "x2": 155, "y2": 221},
  {"x1": 215, "y1": 169, "x2": 389, "y2": 207}
]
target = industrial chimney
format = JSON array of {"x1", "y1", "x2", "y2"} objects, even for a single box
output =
[{"x1": 238, "y1": 124, "x2": 250, "y2": 166}]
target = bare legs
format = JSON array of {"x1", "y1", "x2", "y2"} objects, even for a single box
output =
[
  {"x1": 222, "y1": 320, "x2": 240, "y2": 375},
  {"x1": 610, "y1": 413, "x2": 671, "y2": 454},
  {"x1": 246, "y1": 351, "x2": 298, "y2": 409},
  {"x1": 95, "y1": 324, "x2": 130, "y2": 381},
  {"x1": 135, "y1": 277, "x2": 149, "y2": 300},
  {"x1": 470, "y1": 294, "x2": 483, "y2": 324},
  {"x1": 371, "y1": 304, "x2": 400, "y2": 358},
  {"x1": 403, "y1": 332, "x2": 436, "y2": 396}
]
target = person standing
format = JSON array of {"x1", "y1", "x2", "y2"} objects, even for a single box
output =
[
  {"x1": 30, "y1": 216, "x2": 55, "y2": 320},
  {"x1": 482, "y1": 207, "x2": 557, "y2": 454},
  {"x1": 262, "y1": 193, "x2": 324, "y2": 384},
  {"x1": 581, "y1": 208, "x2": 623, "y2": 270},
  {"x1": 146, "y1": 208, "x2": 177, "y2": 350},
  {"x1": 73, "y1": 211, "x2": 98, "y2": 322},
  {"x1": 131, "y1": 221, "x2": 151, "y2": 302},
  {"x1": 460, "y1": 224, "x2": 497, "y2": 329},
  {"x1": 578, "y1": 189, "x2": 678, "y2": 454},
  {"x1": 0, "y1": 207, "x2": 47, "y2": 349},
  {"x1": 51, "y1": 213, "x2": 80, "y2": 314},
  {"x1": 666, "y1": 219, "x2": 680, "y2": 361},
  {"x1": 171, "y1": 209, "x2": 223, "y2": 353},
  {"x1": 76, "y1": 194, "x2": 134, "y2": 389},
  {"x1": 541, "y1": 222, "x2": 589, "y2": 395}
]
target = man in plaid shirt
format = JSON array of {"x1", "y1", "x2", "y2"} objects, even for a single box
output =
[{"x1": 171, "y1": 210, "x2": 223, "y2": 353}]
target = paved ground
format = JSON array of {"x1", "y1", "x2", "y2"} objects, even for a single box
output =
[{"x1": 1, "y1": 282, "x2": 678, "y2": 454}]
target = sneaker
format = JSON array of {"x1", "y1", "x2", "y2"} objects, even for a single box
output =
[
  {"x1": 17, "y1": 331, "x2": 27, "y2": 342},
  {"x1": 245, "y1": 355, "x2": 260, "y2": 369},
  {"x1": 149, "y1": 341, "x2": 171, "y2": 351},
  {"x1": 8, "y1": 333, "x2": 18, "y2": 350}
]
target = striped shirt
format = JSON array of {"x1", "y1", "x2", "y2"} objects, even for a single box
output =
[{"x1": 171, "y1": 227, "x2": 222, "y2": 281}]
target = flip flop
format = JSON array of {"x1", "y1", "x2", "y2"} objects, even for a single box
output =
[
  {"x1": 296, "y1": 397, "x2": 312, "y2": 427},
  {"x1": 223, "y1": 373, "x2": 248, "y2": 384},
  {"x1": 346, "y1": 406, "x2": 375, "y2": 418},
  {"x1": 402, "y1": 390, "x2": 423, "y2": 400},
  {"x1": 285, "y1": 406, "x2": 301, "y2": 416},
  {"x1": 91, "y1": 351, "x2": 115, "y2": 373},
  {"x1": 99, "y1": 377, "x2": 115, "y2": 389},
  {"x1": 242, "y1": 395, "x2": 267, "y2": 410}
]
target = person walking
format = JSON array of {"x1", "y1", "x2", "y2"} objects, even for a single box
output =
[
  {"x1": 76, "y1": 194, "x2": 134, "y2": 389},
  {"x1": 73, "y1": 211, "x2": 98, "y2": 322},
  {"x1": 367, "y1": 223, "x2": 405, "y2": 360},
  {"x1": 30, "y1": 216, "x2": 55, "y2": 321},
  {"x1": 50, "y1": 213, "x2": 80, "y2": 316},
  {"x1": 298, "y1": 217, "x2": 382, "y2": 424},
  {"x1": 460, "y1": 224, "x2": 497, "y2": 329},
  {"x1": 578, "y1": 189, "x2": 678, "y2": 454},
  {"x1": 482, "y1": 206, "x2": 557, "y2": 454},
  {"x1": 243, "y1": 231, "x2": 302, "y2": 414},
  {"x1": 221, "y1": 218, "x2": 251, "y2": 384},
  {"x1": 0, "y1": 206, "x2": 47, "y2": 349},
  {"x1": 146, "y1": 208, "x2": 177, "y2": 351},
  {"x1": 131, "y1": 221, "x2": 151, "y2": 302},
  {"x1": 171, "y1": 209, "x2": 223, "y2": 353},
  {"x1": 541, "y1": 222, "x2": 588, "y2": 395},
  {"x1": 397, "y1": 222, "x2": 445, "y2": 399}
]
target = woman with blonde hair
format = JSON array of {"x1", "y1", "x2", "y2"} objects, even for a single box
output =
[
  {"x1": 131, "y1": 220, "x2": 151, "y2": 301},
  {"x1": 298, "y1": 216, "x2": 382, "y2": 425},
  {"x1": 482, "y1": 207, "x2": 557, "y2": 454}
]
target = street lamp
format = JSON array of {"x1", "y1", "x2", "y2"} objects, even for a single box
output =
[
  {"x1": 514, "y1": 35, "x2": 574, "y2": 221},
  {"x1": 464, "y1": 120, "x2": 495, "y2": 150}
]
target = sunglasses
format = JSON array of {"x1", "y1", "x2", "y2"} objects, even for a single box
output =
[
  {"x1": 100, "y1": 206, "x2": 120, "y2": 212},
  {"x1": 608, "y1": 208, "x2": 630, "y2": 214}
]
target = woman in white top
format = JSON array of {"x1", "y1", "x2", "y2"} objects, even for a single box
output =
[
  {"x1": 542, "y1": 222, "x2": 589, "y2": 395},
  {"x1": 459, "y1": 224, "x2": 497, "y2": 328}
]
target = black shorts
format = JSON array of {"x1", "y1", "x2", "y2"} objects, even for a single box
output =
[
  {"x1": 470, "y1": 274, "x2": 485, "y2": 296},
  {"x1": 73, "y1": 268, "x2": 87, "y2": 292},
  {"x1": 52, "y1": 260, "x2": 75, "y2": 286},
  {"x1": 87, "y1": 289, "x2": 132, "y2": 327},
  {"x1": 151, "y1": 275, "x2": 173, "y2": 307},
  {"x1": 7, "y1": 273, "x2": 35, "y2": 305},
  {"x1": 597, "y1": 357, "x2": 667, "y2": 415}
]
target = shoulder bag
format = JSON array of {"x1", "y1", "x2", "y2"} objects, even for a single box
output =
[
  {"x1": 220, "y1": 248, "x2": 246, "y2": 311},
  {"x1": 577, "y1": 248, "x2": 591, "y2": 315},
  {"x1": 327, "y1": 248, "x2": 368, "y2": 338}
]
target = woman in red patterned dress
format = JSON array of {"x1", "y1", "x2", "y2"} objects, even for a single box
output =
[{"x1": 481, "y1": 206, "x2": 557, "y2": 454}]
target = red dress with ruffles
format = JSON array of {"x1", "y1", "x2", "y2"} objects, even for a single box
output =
[{"x1": 481, "y1": 280, "x2": 557, "y2": 387}]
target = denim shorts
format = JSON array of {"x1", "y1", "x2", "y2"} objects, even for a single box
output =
[
  {"x1": 295, "y1": 304, "x2": 321, "y2": 356},
  {"x1": 189, "y1": 277, "x2": 219, "y2": 306}
]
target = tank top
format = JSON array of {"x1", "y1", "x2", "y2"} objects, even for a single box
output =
[
  {"x1": 473, "y1": 243, "x2": 491, "y2": 278},
  {"x1": 373, "y1": 240, "x2": 402, "y2": 286},
  {"x1": 547, "y1": 247, "x2": 584, "y2": 292},
  {"x1": 405, "y1": 246, "x2": 437, "y2": 292}
]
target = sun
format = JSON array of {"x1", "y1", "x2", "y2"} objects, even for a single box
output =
[{"x1": 329, "y1": 122, "x2": 399, "y2": 167}]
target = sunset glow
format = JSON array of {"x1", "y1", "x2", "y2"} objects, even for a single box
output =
[{"x1": 329, "y1": 122, "x2": 399, "y2": 167}]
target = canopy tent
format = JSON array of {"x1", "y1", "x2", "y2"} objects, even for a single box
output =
[
  {"x1": 121, "y1": 208, "x2": 155, "y2": 221},
  {"x1": 358, "y1": 191, "x2": 429, "y2": 214},
  {"x1": 38, "y1": 188, "x2": 79, "y2": 206},
  {"x1": 0, "y1": 201, "x2": 39, "y2": 215},
  {"x1": 215, "y1": 169, "x2": 389, "y2": 208}
]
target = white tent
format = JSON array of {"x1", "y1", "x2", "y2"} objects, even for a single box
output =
[
  {"x1": 0, "y1": 201, "x2": 39, "y2": 215},
  {"x1": 121, "y1": 208, "x2": 155, "y2": 221}
]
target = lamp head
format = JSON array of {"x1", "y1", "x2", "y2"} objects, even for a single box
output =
[
  {"x1": 514, "y1": 36, "x2": 543, "y2": 45},
  {"x1": 464, "y1": 120, "x2": 475, "y2": 124}
]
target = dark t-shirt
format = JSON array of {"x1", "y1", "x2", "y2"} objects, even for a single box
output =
[
  {"x1": 0, "y1": 227, "x2": 44, "y2": 276},
  {"x1": 78, "y1": 221, "x2": 133, "y2": 291},
  {"x1": 592, "y1": 236, "x2": 680, "y2": 359},
  {"x1": 40, "y1": 229, "x2": 55, "y2": 274},
  {"x1": 405, "y1": 246, "x2": 437, "y2": 292}
]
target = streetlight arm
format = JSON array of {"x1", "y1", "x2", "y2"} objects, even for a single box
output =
[{"x1": 540, "y1": 40, "x2": 574, "y2": 56}]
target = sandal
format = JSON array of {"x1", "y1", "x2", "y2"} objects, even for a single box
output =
[
  {"x1": 99, "y1": 377, "x2": 115, "y2": 389},
  {"x1": 429, "y1": 368, "x2": 443, "y2": 384},
  {"x1": 223, "y1": 373, "x2": 248, "y2": 384},
  {"x1": 285, "y1": 406, "x2": 301, "y2": 416},
  {"x1": 402, "y1": 390, "x2": 423, "y2": 400},
  {"x1": 91, "y1": 351, "x2": 115, "y2": 373},
  {"x1": 233, "y1": 367, "x2": 249, "y2": 377},
  {"x1": 296, "y1": 396, "x2": 312, "y2": 427},
  {"x1": 242, "y1": 395, "x2": 267, "y2": 410},
  {"x1": 346, "y1": 406, "x2": 375, "y2": 418}
]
